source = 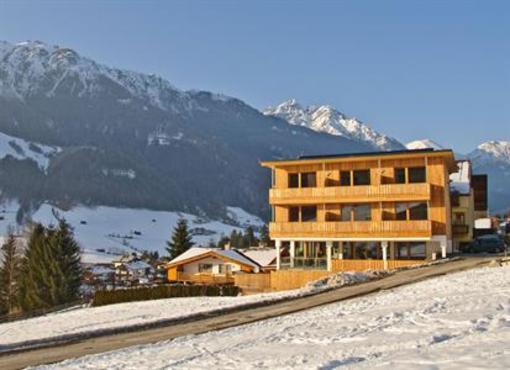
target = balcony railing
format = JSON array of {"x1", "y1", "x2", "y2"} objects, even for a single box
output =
[
  {"x1": 270, "y1": 220, "x2": 432, "y2": 238},
  {"x1": 176, "y1": 272, "x2": 235, "y2": 285},
  {"x1": 452, "y1": 224, "x2": 469, "y2": 235},
  {"x1": 269, "y1": 183, "x2": 431, "y2": 205}
]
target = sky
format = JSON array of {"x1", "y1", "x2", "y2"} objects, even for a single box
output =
[{"x1": 0, "y1": 0, "x2": 508, "y2": 153}]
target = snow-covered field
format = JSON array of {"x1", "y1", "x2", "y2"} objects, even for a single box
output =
[
  {"x1": 0, "y1": 201, "x2": 264, "y2": 263},
  {"x1": 0, "y1": 271, "x2": 378, "y2": 349},
  {"x1": 34, "y1": 265, "x2": 510, "y2": 370}
]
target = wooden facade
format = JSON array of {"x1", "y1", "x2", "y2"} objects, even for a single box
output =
[{"x1": 261, "y1": 149, "x2": 457, "y2": 272}]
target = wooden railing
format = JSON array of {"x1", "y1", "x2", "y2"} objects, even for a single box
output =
[
  {"x1": 269, "y1": 183, "x2": 431, "y2": 205},
  {"x1": 176, "y1": 272, "x2": 235, "y2": 285},
  {"x1": 332, "y1": 258, "x2": 423, "y2": 272},
  {"x1": 452, "y1": 224, "x2": 469, "y2": 235},
  {"x1": 270, "y1": 220, "x2": 432, "y2": 238}
]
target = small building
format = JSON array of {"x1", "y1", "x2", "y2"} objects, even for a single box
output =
[
  {"x1": 114, "y1": 255, "x2": 155, "y2": 286},
  {"x1": 167, "y1": 247, "x2": 260, "y2": 284},
  {"x1": 449, "y1": 160, "x2": 475, "y2": 251}
]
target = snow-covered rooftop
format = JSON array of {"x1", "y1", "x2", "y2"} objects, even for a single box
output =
[
  {"x1": 450, "y1": 160, "x2": 471, "y2": 195},
  {"x1": 241, "y1": 249, "x2": 277, "y2": 267},
  {"x1": 168, "y1": 247, "x2": 259, "y2": 269}
]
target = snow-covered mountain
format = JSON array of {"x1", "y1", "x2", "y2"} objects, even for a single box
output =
[
  {"x1": 264, "y1": 99, "x2": 404, "y2": 151},
  {"x1": 0, "y1": 40, "x2": 372, "y2": 223},
  {"x1": 468, "y1": 141, "x2": 510, "y2": 166},
  {"x1": 405, "y1": 139, "x2": 444, "y2": 150}
]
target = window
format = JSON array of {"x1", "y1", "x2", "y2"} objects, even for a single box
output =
[
  {"x1": 198, "y1": 263, "x2": 213, "y2": 273},
  {"x1": 353, "y1": 242, "x2": 381, "y2": 259},
  {"x1": 408, "y1": 167, "x2": 426, "y2": 183},
  {"x1": 409, "y1": 202, "x2": 428, "y2": 220},
  {"x1": 289, "y1": 207, "x2": 300, "y2": 222},
  {"x1": 340, "y1": 171, "x2": 351, "y2": 186},
  {"x1": 340, "y1": 205, "x2": 353, "y2": 222},
  {"x1": 219, "y1": 264, "x2": 232, "y2": 274},
  {"x1": 325, "y1": 210, "x2": 341, "y2": 222},
  {"x1": 395, "y1": 203, "x2": 408, "y2": 220},
  {"x1": 353, "y1": 204, "x2": 371, "y2": 221},
  {"x1": 395, "y1": 168, "x2": 406, "y2": 184},
  {"x1": 353, "y1": 170, "x2": 370, "y2": 186},
  {"x1": 288, "y1": 173, "x2": 299, "y2": 188},
  {"x1": 396, "y1": 242, "x2": 426, "y2": 259},
  {"x1": 454, "y1": 212, "x2": 466, "y2": 225},
  {"x1": 342, "y1": 242, "x2": 354, "y2": 259},
  {"x1": 300, "y1": 172, "x2": 316, "y2": 188},
  {"x1": 301, "y1": 206, "x2": 317, "y2": 222}
]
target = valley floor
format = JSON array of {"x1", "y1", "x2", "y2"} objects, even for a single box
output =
[{"x1": 33, "y1": 265, "x2": 510, "y2": 370}]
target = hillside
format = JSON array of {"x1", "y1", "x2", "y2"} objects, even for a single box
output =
[{"x1": 0, "y1": 41, "x2": 371, "y2": 221}]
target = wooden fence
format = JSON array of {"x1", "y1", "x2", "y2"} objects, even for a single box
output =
[
  {"x1": 234, "y1": 273, "x2": 272, "y2": 294},
  {"x1": 270, "y1": 270, "x2": 332, "y2": 291},
  {"x1": 176, "y1": 272, "x2": 235, "y2": 285}
]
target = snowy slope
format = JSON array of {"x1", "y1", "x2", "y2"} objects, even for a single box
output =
[
  {"x1": 0, "y1": 131, "x2": 59, "y2": 171},
  {"x1": 264, "y1": 99, "x2": 404, "y2": 151},
  {"x1": 405, "y1": 138, "x2": 444, "y2": 150},
  {"x1": 32, "y1": 265, "x2": 510, "y2": 370},
  {"x1": 0, "y1": 202, "x2": 264, "y2": 263}
]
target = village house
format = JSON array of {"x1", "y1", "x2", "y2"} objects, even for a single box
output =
[
  {"x1": 167, "y1": 247, "x2": 260, "y2": 284},
  {"x1": 261, "y1": 148, "x2": 458, "y2": 272},
  {"x1": 113, "y1": 254, "x2": 155, "y2": 286},
  {"x1": 449, "y1": 160, "x2": 475, "y2": 252}
]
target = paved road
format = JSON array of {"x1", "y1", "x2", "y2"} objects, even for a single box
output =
[{"x1": 0, "y1": 256, "x2": 497, "y2": 370}]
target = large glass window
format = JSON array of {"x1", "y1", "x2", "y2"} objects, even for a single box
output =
[
  {"x1": 396, "y1": 242, "x2": 426, "y2": 259},
  {"x1": 300, "y1": 172, "x2": 316, "y2": 188},
  {"x1": 409, "y1": 202, "x2": 428, "y2": 220},
  {"x1": 301, "y1": 206, "x2": 317, "y2": 222},
  {"x1": 353, "y1": 242, "x2": 381, "y2": 259},
  {"x1": 353, "y1": 204, "x2": 371, "y2": 221},
  {"x1": 289, "y1": 207, "x2": 300, "y2": 222},
  {"x1": 342, "y1": 242, "x2": 354, "y2": 259},
  {"x1": 340, "y1": 171, "x2": 351, "y2": 186},
  {"x1": 340, "y1": 205, "x2": 353, "y2": 222},
  {"x1": 288, "y1": 173, "x2": 299, "y2": 188},
  {"x1": 395, "y1": 203, "x2": 408, "y2": 220},
  {"x1": 408, "y1": 167, "x2": 426, "y2": 183},
  {"x1": 395, "y1": 168, "x2": 406, "y2": 184},
  {"x1": 353, "y1": 170, "x2": 371, "y2": 186}
]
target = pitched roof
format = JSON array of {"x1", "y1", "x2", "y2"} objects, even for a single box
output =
[
  {"x1": 240, "y1": 249, "x2": 277, "y2": 267},
  {"x1": 167, "y1": 247, "x2": 259, "y2": 269}
]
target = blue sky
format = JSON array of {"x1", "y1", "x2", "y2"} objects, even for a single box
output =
[{"x1": 0, "y1": 0, "x2": 508, "y2": 153}]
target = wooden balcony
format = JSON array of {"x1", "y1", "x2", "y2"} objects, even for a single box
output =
[
  {"x1": 269, "y1": 220, "x2": 432, "y2": 239},
  {"x1": 269, "y1": 183, "x2": 431, "y2": 205}
]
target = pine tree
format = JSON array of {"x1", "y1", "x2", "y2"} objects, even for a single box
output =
[
  {"x1": 229, "y1": 230, "x2": 241, "y2": 248},
  {"x1": 18, "y1": 224, "x2": 54, "y2": 310},
  {"x1": 243, "y1": 226, "x2": 258, "y2": 247},
  {"x1": 51, "y1": 219, "x2": 82, "y2": 304},
  {"x1": 166, "y1": 219, "x2": 194, "y2": 260},
  {"x1": 259, "y1": 224, "x2": 272, "y2": 247},
  {"x1": 0, "y1": 233, "x2": 22, "y2": 314}
]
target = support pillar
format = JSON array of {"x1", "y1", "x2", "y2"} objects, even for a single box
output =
[
  {"x1": 326, "y1": 241, "x2": 333, "y2": 272},
  {"x1": 441, "y1": 241, "x2": 447, "y2": 259},
  {"x1": 290, "y1": 240, "x2": 295, "y2": 268},
  {"x1": 382, "y1": 241, "x2": 388, "y2": 270},
  {"x1": 275, "y1": 240, "x2": 281, "y2": 270}
]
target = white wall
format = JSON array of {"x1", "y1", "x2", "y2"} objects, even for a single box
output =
[{"x1": 182, "y1": 256, "x2": 242, "y2": 274}]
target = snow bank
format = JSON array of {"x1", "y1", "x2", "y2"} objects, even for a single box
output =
[{"x1": 36, "y1": 265, "x2": 510, "y2": 370}]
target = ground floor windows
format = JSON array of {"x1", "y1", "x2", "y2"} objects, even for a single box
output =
[
  {"x1": 198, "y1": 263, "x2": 213, "y2": 273},
  {"x1": 395, "y1": 242, "x2": 426, "y2": 259}
]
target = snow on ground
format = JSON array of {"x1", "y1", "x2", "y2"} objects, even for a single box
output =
[
  {"x1": 34, "y1": 265, "x2": 510, "y2": 370},
  {"x1": 0, "y1": 131, "x2": 59, "y2": 171},
  {"x1": 0, "y1": 201, "x2": 264, "y2": 264},
  {"x1": 0, "y1": 271, "x2": 381, "y2": 349}
]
